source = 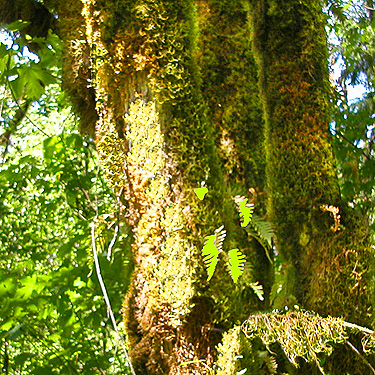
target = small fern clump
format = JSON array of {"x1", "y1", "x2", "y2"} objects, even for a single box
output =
[{"x1": 196, "y1": 189, "x2": 254, "y2": 284}]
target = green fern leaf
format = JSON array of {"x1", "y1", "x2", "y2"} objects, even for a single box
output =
[
  {"x1": 233, "y1": 195, "x2": 254, "y2": 227},
  {"x1": 228, "y1": 248, "x2": 246, "y2": 283},
  {"x1": 202, "y1": 225, "x2": 226, "y2": 281},
  {"x1": 245, "y1": 214, "x2": 274, "y2": 263},
  {"x1": 250, "y1": 215, "x2": 273, "y2": 248},
  {"x1": 214, "y1": 225, "x2": 226, "y2": 251},
  {"x1": 250, "y1": 281, "x2": 264, "y2": 301}
]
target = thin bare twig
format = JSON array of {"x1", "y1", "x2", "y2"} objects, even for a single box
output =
[
  {"x1": 107, "y1": 224, "x2": 119, "y2": 261},
  {"x1": 90, "y1": 223, "x2": 136, "y2": 375},
  {"x1": 346, "y1": 341, "x2": 375, "y2": 374},
  {"x1": 343, "y1": 321, "x2": 374, "y2": 335}
]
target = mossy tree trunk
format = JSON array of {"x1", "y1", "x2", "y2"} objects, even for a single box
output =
[
  {"x1": 195, "y1": 0, "x2": 273, "y2": 303},
  {"x1": 47, "y1": 0, "x2": 267, "y2": 374},
  {"x1": 247, "y1": 0, "x2": 373, "y2": 324},
  {"x1": 247, "y1": 0, "x2": 374, "y2": 372}
]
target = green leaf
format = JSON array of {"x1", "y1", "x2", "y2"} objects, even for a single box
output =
[
  {"x1": 1, "y1": 321, "x2": 14, "y2": 332},
  {"x1": 228, "y1": 248, "x2": 246, "y2": 283},
  {"x1": 43, "y1": 135, "x2": 64, "y2": 160},
  {"x1": 0, "y1": 278, "x2": 16, "y2": 295},
  {"x1": 202, "y1": 225, "x2": 226, "y2": 281},
  {"x1": 16, "y1": 274, "x2": 37, "y2": 300},
  {"x1": 194, "y1": 186, "x2": 208, "y2": 200},
  {"x1": 14, "y1": 352, "x2": 32, "y2": 366},
  {"x1": 5, "y1": 20, "x2": 30, "y2": 32}
]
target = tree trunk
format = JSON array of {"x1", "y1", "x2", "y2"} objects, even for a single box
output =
[
  {"x1": 196, "y1": 0, "x2": 273, "y2": 301},
  {"x1": 247, "y1": 0, "x2": 373, "y2": 325},
  {"x1": 48, "y1": 0, "x2": 266, "y2": 373},
  {"x1": 247, "y1": 0, "x2": 374, "y2": 372}
]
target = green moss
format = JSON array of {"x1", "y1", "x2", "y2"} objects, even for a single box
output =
[
  {"x1": 195, "y1": 0, "x2": 272, "y2": 310},
  {"x1": 242, "y1": 311, "x2": 348, "y2": 371},
  {"x1": 196, "y1": 0, "x2": 265, "y2": 194},
  {"x1": 46, "y1": 0, "x2": 97, "y2": 136},
  {"x1": 247, "y1": 0, "x2": 374, "y2": 329},
  {"x1": 215, "y1": 325, "x2": 258, "y2": 375},
  {"x1": 79, "y1": 1, "x2": 262, "y2": 373}
]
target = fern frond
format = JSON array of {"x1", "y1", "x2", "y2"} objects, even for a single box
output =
[
  {"x1": 249, "y1": 281, "x2": 264, "y2": 301},
  {"x1": 245, "y1": 214, "x2": 274, "y2": 263},
  {"x1": 214, "y1": 225, "x2": 226, "y2": 252},
  {"x1": 202, "y1": 226, "x2": 226, "y2": 281},
  {"x1": 250, "y1": 214, "x2": 273, "y2": 248},
  {"x1": 228, "y1": 248, "x2": 246, "y2": 283},
  {"x1": 233, "y1": 195, "x2": 254, "y2": 227}
]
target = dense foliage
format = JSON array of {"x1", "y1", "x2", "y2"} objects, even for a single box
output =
[{"x1": 0, "y1": 26, "x2": 132, "y2": 374}]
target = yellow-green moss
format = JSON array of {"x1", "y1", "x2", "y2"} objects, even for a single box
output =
[
  {"x1": 242, "y1": 311, "x2": 347, "y2": 368},
  {"x1": 215, "y1": 325, "x2": 258, "y2": 375},
  {"x1": 47, "y1": 0, "x2": 97, "y2": 136},
  {"x1": 79, "y1": 1, "x2": 259, "y2": 373}
]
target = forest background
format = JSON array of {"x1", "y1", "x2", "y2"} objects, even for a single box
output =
[{"x1": 0, "y1": 0, "x2": 375, "y2": 374}]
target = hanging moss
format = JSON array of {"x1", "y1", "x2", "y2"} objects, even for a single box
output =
[{"x1": 242, "y1": 311, "x2": 348, "y2": 372}]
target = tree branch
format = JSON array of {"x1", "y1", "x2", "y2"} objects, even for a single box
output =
[{"x1": 90, "y1": 223, "x2": 136, "y2": 375}]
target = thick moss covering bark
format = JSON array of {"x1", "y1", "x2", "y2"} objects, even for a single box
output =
[
  {"x1": 76, "y1": 1, "x2": 258, "y2": 374},
  {"x1": 215, "y1": 326, "x2": 259, "y2": 375},
  {"x1": 246, "y1": 0, "x2": 374, "y2": 372},
  {"x1": 247, "y1": 0, "x2": 373, "y2": 320},
  {"x1": 196, "y1": 0, "x2": 265, "y2": 193},
  {"x1": 196, "y1": 0, "x2": 273, "y2": 308},
  {"x1": 45, "y1": 0, "x2": 97, "y2": 136}
]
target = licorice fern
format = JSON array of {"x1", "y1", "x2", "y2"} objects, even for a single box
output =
[
  {"x1": 232, "y1": 195, "x2": 254, "y2": 228},
  {"x1": 228, "y1": 248, "x2": 246, "y2": 283},
  {"x1": 202, "y1": 225, "x2": 226, "y2": 281},
  {"x1": 197, "y1": 187, "x2": 272, "y2": 290},
  {"x1": 245, "y1": 214, "x2": 274, "y2": 263}
]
